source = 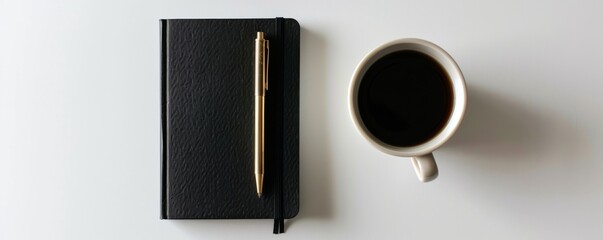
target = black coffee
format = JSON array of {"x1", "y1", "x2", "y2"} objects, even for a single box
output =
[{"x1": 358, "y1": 50, "x2": 453, "y2": 147}]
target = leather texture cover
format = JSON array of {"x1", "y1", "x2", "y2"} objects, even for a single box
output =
[{"x1": 160, "y1": 18, "x2": 300, "y2": 220}]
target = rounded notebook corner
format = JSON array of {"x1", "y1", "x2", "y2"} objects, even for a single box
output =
[
  {"x1": 283, "y1": 18, "x2": 300, "y2": 30},
  {"x1": 285, "y1": 206, "x2": 300, "y2": 219}
]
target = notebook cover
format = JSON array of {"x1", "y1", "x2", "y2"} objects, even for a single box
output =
[{"x1": 160, "y1": 18, "x2": 300, "y2": 219}]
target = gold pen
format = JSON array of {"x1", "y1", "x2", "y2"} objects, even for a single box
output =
[{"x1": 254, "y1": 32, "x2": 268, "y2": 197}]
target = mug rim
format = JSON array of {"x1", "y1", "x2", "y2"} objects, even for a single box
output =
[{"x1": 349, "y1": 38, "x2": 466, "y2": 157}]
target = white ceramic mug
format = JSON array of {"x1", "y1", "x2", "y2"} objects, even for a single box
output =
[{"x1": 349, "y1": 38, "x2": 466, "y2": 182}]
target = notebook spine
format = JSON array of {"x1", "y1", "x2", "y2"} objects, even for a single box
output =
[{"x1": 160, "y1": 19, "x2": 169, "y2": 219}]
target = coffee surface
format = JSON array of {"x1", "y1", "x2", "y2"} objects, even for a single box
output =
[{"x1": 358, "y1": 50, "x2": 453, "y2": 147}]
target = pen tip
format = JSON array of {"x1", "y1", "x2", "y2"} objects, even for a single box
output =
[{"x1": 255, "y1": 174, "x2": 264, "y2": 198}]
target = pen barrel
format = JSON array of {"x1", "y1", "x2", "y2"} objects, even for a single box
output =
[
  {"x1": 254, "y1": 96, "x2": 265, "y2": 174},
  {"x1": 254, "y1": 32, "x2": 266, "y2": 177}
]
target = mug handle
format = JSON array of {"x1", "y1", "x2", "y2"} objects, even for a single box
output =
[{"x1": 411, "y1": 153, "x2": 439, "y2": 182}]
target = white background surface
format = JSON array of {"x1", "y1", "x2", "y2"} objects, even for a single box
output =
[{"x1": 1, "y1": 0, "x2": 603, "y2": 239}]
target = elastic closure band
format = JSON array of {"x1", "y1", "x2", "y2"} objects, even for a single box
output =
[{"x1": 272, "y1": 17, "x2": 285, "y2": 234}]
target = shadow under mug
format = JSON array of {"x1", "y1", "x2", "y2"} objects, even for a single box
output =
[{"x1": 348, "y1": 38, "x2": 466, "y2": 182}]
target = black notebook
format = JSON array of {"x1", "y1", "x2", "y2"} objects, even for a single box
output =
[{"x1": 160, "y1": 18, "x2": 300, "y2": 233}]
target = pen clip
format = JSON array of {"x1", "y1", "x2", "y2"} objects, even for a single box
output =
[{"x1": 264, "y1": 40, "x2": 269, "y2": 91}]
